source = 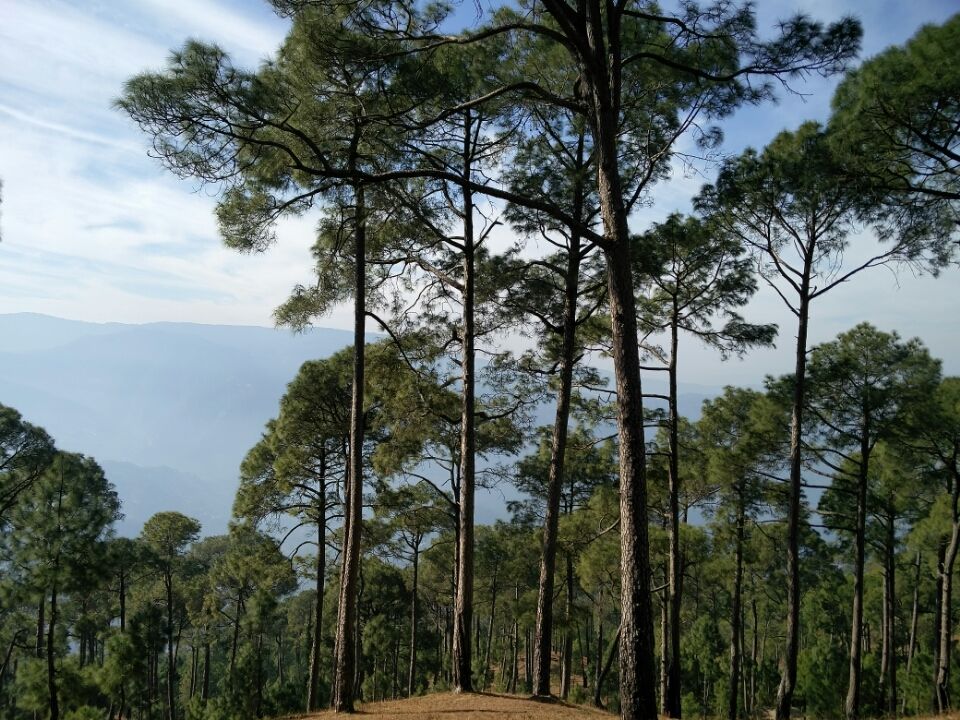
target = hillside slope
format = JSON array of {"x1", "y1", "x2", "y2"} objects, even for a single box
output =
[{"x1": 303, "y1": 692, "x2": 613, "y2": 719}]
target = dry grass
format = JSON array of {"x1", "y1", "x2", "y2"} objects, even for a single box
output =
[{"x1": 299, "y1": 691, "x2": 614, "y2": 718}]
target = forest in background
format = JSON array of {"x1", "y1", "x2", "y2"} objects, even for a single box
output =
[{"x1": 1, "y1": 3, "x2": 958, "y2": 720}]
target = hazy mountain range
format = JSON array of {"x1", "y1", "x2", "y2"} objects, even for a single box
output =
[{"x1": 0, "y1": 313, "x2": 718, "y2": 536}]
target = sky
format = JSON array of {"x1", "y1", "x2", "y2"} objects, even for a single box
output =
[{"x1": 1, "y1": 0, "x2": 958, "y2": 387}]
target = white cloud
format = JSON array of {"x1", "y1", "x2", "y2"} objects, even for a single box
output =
[
  {"x1": 130, "y1": 0, "x2": 287, "y2": 62},
  {"x1": 0, "y1": 0, "x2": 957, "y2": 381}
]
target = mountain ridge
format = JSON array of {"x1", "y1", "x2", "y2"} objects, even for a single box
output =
[{"x1": 0, "y1": 313, "x2": 720, "y2": 536}]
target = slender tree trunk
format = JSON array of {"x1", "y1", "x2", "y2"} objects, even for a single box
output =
[
  {"x1": 47, "y1": 584, "x2": 59, "y2": 720},
  {"x1": 332, "y1": 173, "x2": 367, "y2": 712},
  {"x1": 452, "y1": 109, "x2": 477, "y2": 694},
  {"x1": 36, "y1": 596, "x2": 44, "y2": 658},
  {"x1": 904, "y1": 550, "x2": 921, "y2": 715},
  {"x1": 666, "y1": 315, "x2": 683, "y2": 718},
  {"x1": 119, "y1": 569, "x2": 127, "y2": 633},
  {"x1": 510, "y1": 584, "x2": 519, "y2": 694},
  {"x1": 524, "y1": 629, "x2": 532, "y2": 693},
  {"x1": 880, "y1": 508, "x2": 896, "y2": 715},
  {"x1": 596, "y1": 617, "x2": 605, "y2": 701},
  {"x1": 355, "y1": 577, "x2": 365, "y2": 700},
  {"x1": 484, "y1": 566, "x2": 498, "y2": 690},
  {"x1": 845, "y1": 438, "x2": 871, "y2": 720},
  {"x1": 750, "y1": 597, "x2": 759, "y2": 716},
  {"x1": 880, "y1": 558, "x2": 890, "y2": 711},
  {"x1": 164, "y1": 574, "x2": 176, "y2": 720},
  {"x1": 660, "y1": 565, "x2": 669, "y2": 714},
  {"x1": 578, "y1": 624, "x2": 589, "y2": 689},
  {"x1": 498, "y1": 630, "x2": 508, "y2": 689},
  {"x1": 0, "y1": 632, "x2": 21, "y2": 691},
  {"x1": 532, "y1": 136, "x2": 584, "y2": 699},
  {"x1": 935, "y1": 473, "x2": 960, "y2": 712},
  {"x1": 307, "y1": 469, "x2": 327, "y2": 711},
  {"x1": 906, "y1": 551, "x2": 921, "y2": 675},
  {"x1": 560, "y1": 552, "x2": 574, "y2": 699},
  {"x1": 255, "y1": 632, "x2": 264, "y2": 717},
  {"x1": 201, "y1": 642, "x2": 210, "y2": 703},
  {"x1": 408, "y1": 546, "x2": 419, "y2": 697},
  {"x1": 776, "y1": 288, "x2": 811, "y2": 720},
  {"x1": 594, "y1": 626, "x2": 622, "y2": 709},
  {"x1": 230, "y1": 591, "x2": 242, "y2": 680},
  {"x1": 728, "y1": 495, "x2": 745, "y2": 720},
  {"x1": 189, "y1": 645, "x2": 200, "y2": 700},
  {"x1": 741, "y1": 604, "x2": 748, "y2": 718},
  {"x1": 933, "y1": 540, "x2": 945, "y2": 711},
  {"x1": 393, "y1": 635, "x2": 400, "y2": 699}
]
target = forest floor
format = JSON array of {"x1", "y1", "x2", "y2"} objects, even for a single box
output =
[{"x1": 300, "y1": 691, "x2": 614, "y2": 718}]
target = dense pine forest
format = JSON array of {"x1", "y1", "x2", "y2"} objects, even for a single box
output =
[{"x1": 1, "y1": 3, "x2": 958, "y2": 720}]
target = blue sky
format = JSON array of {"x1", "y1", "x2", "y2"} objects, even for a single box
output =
[{"x1": 1, "y1": 0, "x2": 958, "y2": 386}]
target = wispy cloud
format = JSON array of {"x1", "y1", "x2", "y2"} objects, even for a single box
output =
[
  {"x1": 0, "y1": 104, "x2": 141, "y2": 153},
  {"x1": 0, "y1": 0, "x2": 956, "y2": 379}
]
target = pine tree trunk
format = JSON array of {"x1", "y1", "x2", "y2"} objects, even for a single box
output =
[
  {"x1": 482, "y1": 561, "x2": 498, "y2": 690},
  {"x1": 230, "y1": 591, "x2": 242, "y2": 680},
  {"x1": 255, "y1": 632, "x2": 264, "y2": 717},
  {"x1": 775, "y1": 287, "x2": 811, "y2": 720},
  {"x1": 596, "y1": 618, "x2": 605, "y2": 701},
  {"x1": 880, "y1": 508, "x2": 896, "y2": 714},
  {"x1": 524, "y1": 629, "x2": 532, "y2": 693},
  {"x1": 332, "y1": 174, "x2": 367, "y2": 712},
  {"x1": 578, "y1": 623, "x2": 589, "y2": 689},
  {"x1": 355, "y1": 586, "x2": 365, "y2": 700},
  {"x1": 666, "y1": 315, "x2": 683, "y2": 718},
  {"x1": 594, "y1": 626, "x2": 621, "y2": 709},
  {"x1": 741, "y1": 604, "x2": 748, "y2": 718},
  {"x1": 408, "y1": 546, "x2": 419, "y2": 697},
  {"x1": 596, "y1": 158, "x2": 656, "y2": 718},
  {"x1": 933, "y1": 541, "x2": 945, "y2": 711},
  {"x1": 165, "y1": 573, "x2": 176, "y2": 720},
  {"x1": 0, "y1": 633, "x2": 20, "y2": 694},
  {"x1": 935, "y1": 472, "x2": 960, "y2": 712},
  {"x1": 188, "y1": 645, "x2": 197, "y2": 699},
  {"x1": 845, "y1": 435, "x2": 871, "y2": 720},
  {"x1": 452, "y1": 109, "x2": 477, "y2": 695},
  {"x1": 608, "y1": 248, "x2": 657, "y2": 719},
  {"x1": 392, "y1": 635, "x2": 399, "y2": 700},
  {"x1": 307, "y1": 481, "x2": 327, "y2": 712},
  {"x1": 728, "y1": 495, "x2": 745, "y2": 720},
  {"x1": 903, "y1": 551, "x2": 921, "y2": 715},
  {"x1": 201, "y1": 642, "x2": 210, "y2": 703},
  {"x1": 560, "y1": 552, "x2": 574, "y2": 699},
  {"x1": 660, "y1": 567, "x2": 669, "y2": 714},
  {"x1": 532, "y1": 136, "x2": 584, "y2": 699},
  {"x1": 119, "y1": 568, "x2": 127, "y2": 632},
  {"x1": 47, "y1": 584, "x2": 59, "y2": 720},
  {"x1": 750, "y1": 597, "x2": 759, "y2": 716},
  {"x1": 906, "y1": 551, "x2": 921, "y2": 675},
  {"x1": 36, "y1": 596, "x2": 44, "y2": 658},
  {"x1": 510, "y1": 584, "x2": 520, "y2": 694}
]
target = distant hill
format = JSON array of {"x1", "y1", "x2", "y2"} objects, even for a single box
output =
[
  {"x1": 0, "y1": 313, "x2": 358, "y2": 535},
  {"x1": 0, "y1": 313, "x2": 719, "y2": 536}
]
